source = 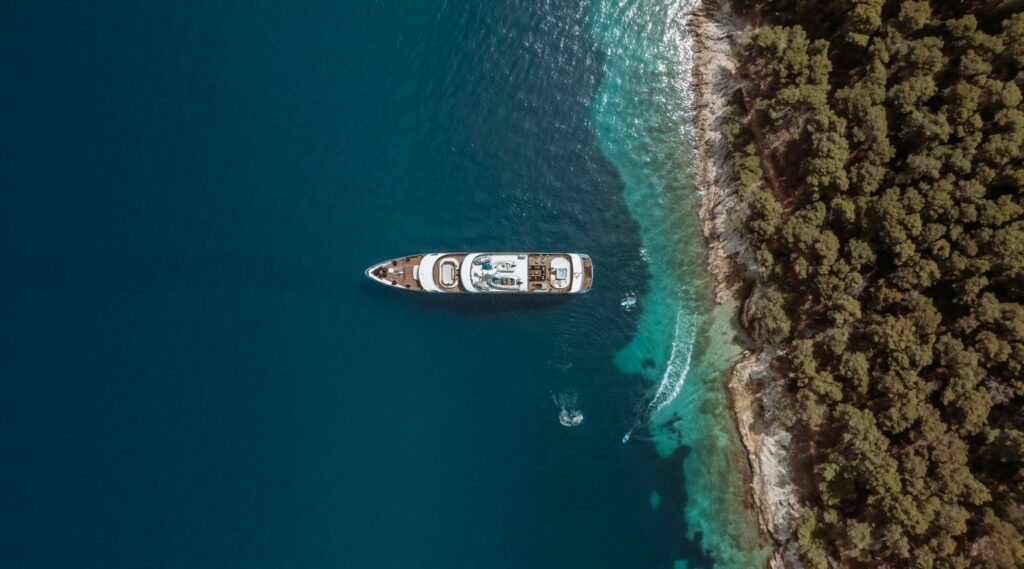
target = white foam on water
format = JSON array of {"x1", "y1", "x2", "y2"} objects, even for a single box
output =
[
  {"x1": 552, "y1": 390, "x2": 584, "y2": 427},
  {"x1": 620, "y1": 304, "x2": 697, "y2": 441},
  {"x1": 589, "y1": 0, "x2": 771, "y2": 566},
  {"x1": 646, "y1": 309, "x2": 696, "y2": 415}
]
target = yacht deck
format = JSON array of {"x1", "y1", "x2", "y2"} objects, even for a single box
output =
[{"x1": 366, "y1": 252, "x2": 593, "y2": 293}]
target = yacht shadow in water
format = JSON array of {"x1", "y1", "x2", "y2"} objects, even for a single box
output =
[{"x1": 359, "y1": 279, "x2": 575, "y2": 314}]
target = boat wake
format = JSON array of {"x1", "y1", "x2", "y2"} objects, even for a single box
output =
[
  {"x1": 552, "y1": 390, "x2": 584, "y2": 427},
  {"x1": 622, "y1": 310, "x2": 695, "y2": 443}
]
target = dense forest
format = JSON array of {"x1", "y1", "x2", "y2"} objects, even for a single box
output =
[{"x1": 722, "y1": 0, "x2": 1024, "y2": 567}]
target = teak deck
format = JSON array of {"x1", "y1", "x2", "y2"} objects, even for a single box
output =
[{"x1": 368, "y1": 253, "x2": 593, "y2": 293}]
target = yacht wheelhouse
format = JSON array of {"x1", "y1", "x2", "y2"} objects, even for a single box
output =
[{"x1": 365, "y1": 252, "x2": 593, "y2": 294}]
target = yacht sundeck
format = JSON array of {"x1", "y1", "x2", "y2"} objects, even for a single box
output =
[{"x1": 365, "y1": 252, "x2": 593, "y2": 294}]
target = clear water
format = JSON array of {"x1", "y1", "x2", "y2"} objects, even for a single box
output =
[
  {"x1": 1, "y1": 1, "x2": 763, "y2": 567},
  {"x1": 589, "y1": 1, "x2": 767, "y2": 565}
]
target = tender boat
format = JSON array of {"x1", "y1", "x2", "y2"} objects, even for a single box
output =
[{"x1": 365, "y1": 252, "x2": 593, "y2": 294}]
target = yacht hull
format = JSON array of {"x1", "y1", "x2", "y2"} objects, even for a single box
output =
[{"x1": 365, "y1": 252, "x2": 593, "y2": 294}]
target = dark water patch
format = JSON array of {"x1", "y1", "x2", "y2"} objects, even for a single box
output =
[
  {"x1": 652, "y1": 444, "x2": 718, "y2": 569},
  {"x1": 360, "y1": 281, "x2": 577, "y2": 314},
  {"x1": 0, "y1": 0, "x2": 735, "y2": 567}
]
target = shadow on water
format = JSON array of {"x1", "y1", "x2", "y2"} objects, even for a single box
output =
[
  {"x1": 612, "y1": 371, "x2": 718, "y2": 567},
  {"x1": 652, "y1": 443, "x2": 718, "y2": 569},
  {"x1": 358, "y1": 279, "x2": 575, "y2": 314}
]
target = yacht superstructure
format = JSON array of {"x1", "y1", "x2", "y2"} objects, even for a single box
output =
[{"x1": 365, "y1": 252, "x2": 593, "y2": 293}]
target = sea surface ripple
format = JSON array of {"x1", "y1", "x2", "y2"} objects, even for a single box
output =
[
  {"x1": 3, "y1": 1, "x2": 762, "y2": 567},
  {"x1": 589, "y1": 0, "x2": 769, "y2": 566}
]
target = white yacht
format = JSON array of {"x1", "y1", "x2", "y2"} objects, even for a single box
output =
[{"x1": 365, "y1": 252, "x2": 593, "y2": 293}]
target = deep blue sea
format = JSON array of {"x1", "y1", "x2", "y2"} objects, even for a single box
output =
[{"x1": 1, "y1": 1, "x2": 764, "y2": 568}]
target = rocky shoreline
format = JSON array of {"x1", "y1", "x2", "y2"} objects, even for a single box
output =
[{"x1": 688, "y1": 2, "x2": 803, "y2": 567}]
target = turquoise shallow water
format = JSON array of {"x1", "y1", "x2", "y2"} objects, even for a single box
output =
[
  {"x1": 589, "y1": 1, "x2": 768, "y2": 565},
  {"x1": 2, "y1": 1, "x2": 762, "y2": 567}
]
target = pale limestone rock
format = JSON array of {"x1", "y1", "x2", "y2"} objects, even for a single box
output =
[{"x1": 689, "y1": 2, "x2": 804, "y2": 567}]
